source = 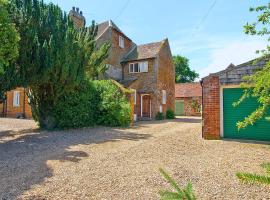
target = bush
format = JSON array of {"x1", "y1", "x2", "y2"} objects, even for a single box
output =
[
  {"x1": 53, "y1": 80, "x2": 131, "y2": 129},
  {"x1": 155, "y1": 112, "x2": 164, "y2": 120},
  {"x1": 166, "y1": 109, "x2": 175, "y2": 119},
  {"x1": 53, "y1": 82, "x2": 99, "y2": 129},
  {"x1": 94, "y1": 80, "x2": 131, "y2": 127}
]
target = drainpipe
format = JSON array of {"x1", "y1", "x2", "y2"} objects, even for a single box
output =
[
  {"x1": 200, "y1": 80, "x2": 204, "y2": 139},
  {"x1": 23, "y1": 87, "x2": 26, "y2": 118}
]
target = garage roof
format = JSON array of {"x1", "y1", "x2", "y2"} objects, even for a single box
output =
[{"x1": 175, "y1": 83, "x2": 202, "y2": 98}]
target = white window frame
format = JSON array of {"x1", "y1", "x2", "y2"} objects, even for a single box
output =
[
  {"x1": 119, "y1": 35, "x2": 125, "y2": 48},
  {"x1": 162, "y1": 90, "x2": 166, "y2": 104},
  {"x1": 129, "y1": 61, "x2": 148, "y2": 73},
  {"x1": 13, "y1": 91, "x2": 20, "y2": 107}
]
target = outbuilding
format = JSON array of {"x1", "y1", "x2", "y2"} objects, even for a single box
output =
[
  {"x1": 201, "y1": 57, "x2": 270, "y2": 141},
  {"x1": 175, "y1": 83, "x2": 202, "y2": 116}
]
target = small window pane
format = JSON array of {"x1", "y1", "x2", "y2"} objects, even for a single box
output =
[{"x1": 134, "y1": 63, "x2": 139, "y2": 72}]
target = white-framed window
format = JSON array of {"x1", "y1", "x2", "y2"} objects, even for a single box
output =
[
  {"x1": 119, "y1": 35, "x2": 125, "y2": 48},
  {"x1": 13, "y1": 91, "x2": 20, "y2": 107},
  {"x1": 129, "y1": 61, "x2": 148, "y2": 73},
  {"x1": 162, "y1": 90, "x2": 166, "y2": 104}
]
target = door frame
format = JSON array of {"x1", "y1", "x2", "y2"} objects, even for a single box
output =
[
  {"x1": 141, "y1": 94, "x2": 151, "y2": 118},
  {"x1": 220, "y1": 84, "x2": 241, "y2": 138}
]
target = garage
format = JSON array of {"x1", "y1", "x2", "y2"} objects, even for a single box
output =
[
  {"x1": 223, "y1": 88, "x2": 270, "y2": 141},
  {"x1": 202, "y1": 57, "x2": 270, "y2": 141}
]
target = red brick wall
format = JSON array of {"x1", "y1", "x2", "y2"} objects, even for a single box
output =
[
  {"x1": 202, "y1": 76, "x2": 220, "y2": 139},
  {"x1": 5, "y1": 87, "x2": 32, "y2": 118},
  {"x1": 157, "y1": 39, "x2": 175, "y2": 115},
  {"x1": 176, "y1": 97, "x2": 202, "y2": 116}
]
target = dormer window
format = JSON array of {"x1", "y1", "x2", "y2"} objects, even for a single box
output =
[{"x1": 119, "y1": 35, "x2": 125, "y2": 48}]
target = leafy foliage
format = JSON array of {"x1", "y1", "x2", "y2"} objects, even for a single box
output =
[
  {"x1": 156, "y1": 112, "x2": 165, "y2": 120},
  {"x1": 94, "y1": 80, "x2": 131, "y2": 127},
  {"x1": 234, "y1": 3, "x2": 270, "y2": 129},
  {"x1": 173, "y1": 55, "x2": 199, "y2": 83},
  {"x1": 53, "y1": 80, "x2": 131, "y2": 129},
  {"x1": 236, "y1": 163, "x2": 270, "y2": 185},
  {"x1": 5, "y1": 0, "x2": 109, "y2": 129},
  {"x1": 159, "y1": 168, "x2": 196, "y2": 200},
  {"x1": 166, "y1": 109, "x2": 175, "y2": 119},
  {"x1": 0, "y1": 0, "x2": 20, "y2": 101}
]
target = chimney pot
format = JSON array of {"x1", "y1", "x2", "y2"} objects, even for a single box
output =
[
  {"x1": 80, "y1": 11, "x2": 83, "y2": 15},
  {"x1": 76, "y1": 7, "x2": 79, "y2": 13},
  {"x1": 72, "y1": 6, "x2": 75, "y2": 11}
]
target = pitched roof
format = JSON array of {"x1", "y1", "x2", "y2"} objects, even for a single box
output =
[
  {"x1": 121, "y1": 40, "x2": 165, "y2": 62},
  {"x1": 175, "y1": 83, "x2": 202, "y2": 98},
  {"x1": 96, "y1": 20, "x2": 130, "y2": 40}
]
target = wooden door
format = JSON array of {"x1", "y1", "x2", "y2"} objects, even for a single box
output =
[{"x1": 142, "y1": 95, "x2": 151, "y2": 117}]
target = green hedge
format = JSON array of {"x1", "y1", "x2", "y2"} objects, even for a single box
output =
[{"x1": 53, "y1": 80, "x2": 131, "y2": 129}]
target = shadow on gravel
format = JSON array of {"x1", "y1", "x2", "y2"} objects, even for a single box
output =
[
  {"x1": 222, "y1": 138, "x2": 270, "y2": 145},
  {"x1": 0, "y1": 127, "x2": 151, "y2": 199},
  {"x1": 133, "y1": 117, "x2": 202, "y2": 128}
]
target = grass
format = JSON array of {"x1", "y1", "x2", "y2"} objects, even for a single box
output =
[
  {"x1": 159, "y1": 168, "x2": 196, "y2": 200},
  {"x1": 236, "y1": 163, "x2": 270, "y2": 185}
]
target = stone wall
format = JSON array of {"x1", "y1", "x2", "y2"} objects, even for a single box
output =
[{"x1": 202, "y1": 76, "x2": 220, "y2": 139}]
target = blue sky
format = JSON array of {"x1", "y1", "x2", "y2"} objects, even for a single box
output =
[{"x1": 44, "y1": 0, "x2": 269, "y2": 78}]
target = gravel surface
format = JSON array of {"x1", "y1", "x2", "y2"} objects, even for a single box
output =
[{"x1": 0, "y1": 117, "x2": 269, "y2": 199}]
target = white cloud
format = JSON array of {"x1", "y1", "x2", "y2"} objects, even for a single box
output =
[{"x1": 198, "y1": 37, "x2": 267, "y2": 78}]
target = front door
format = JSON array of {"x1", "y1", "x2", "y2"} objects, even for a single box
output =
[
  {"x1": 175, "y1": 100, "x2": 184, "y2": 116},
  {"x1": 142, "y1": 95, "x2": 151, "y2": 118}
]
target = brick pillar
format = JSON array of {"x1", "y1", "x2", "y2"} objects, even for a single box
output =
[{"x1": 202, "y1": 76, "x2": 220, "y2": 139}]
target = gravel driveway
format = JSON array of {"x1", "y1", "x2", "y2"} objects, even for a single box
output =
[{"x1": 0, "y1": 117, "x2": 269, "y2": 199}]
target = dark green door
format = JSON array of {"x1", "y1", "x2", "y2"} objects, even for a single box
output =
[
  {"x1": 175, "y1": 100, "x2": 184, "y2": 116},
  {"x1": 223, "y1": 88, "x2": 270, "y2": 141}
]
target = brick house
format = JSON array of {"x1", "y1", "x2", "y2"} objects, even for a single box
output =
[
  {"x1": 201, "y1": 57, "x2": 270, "y2": 141},
  {"x1": 0, "y1": 88, "x2": 32, "y2": 118},
  {"x1": 0, "y1": 8, "x2": 175, "y2": 120},
  {"x1": 175, "y1": 83, "x2": 202, "y2": 116},
  {"x1": 95, "y1": 19, "x2": 175, "y2": 120}
]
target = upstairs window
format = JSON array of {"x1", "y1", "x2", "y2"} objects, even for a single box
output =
[
  {"x1": 119, "y1": 35, "x2": 125, "y2": 48},
  {"x1": 13, "y1": 91, "x2": 20, "y2": 107},
  {"x1": 129, "y1": 61, "x2": 148, "y2": 73},
  {"x1": 162, "y1": 90, "x2": 166, "y2": 104}
]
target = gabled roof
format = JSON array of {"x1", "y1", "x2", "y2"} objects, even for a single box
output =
[
  {"x1": 175, "y1": 83, "x2": 202, "y2": 98},
  {"x1": 121, "y1": 40, "x2": 166, "y2": 62},
  {"x1": 96, "y1": 20, "x2": 131, "y2": 40}
]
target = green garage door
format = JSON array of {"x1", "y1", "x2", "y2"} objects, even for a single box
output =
[
  {"x1": 223, "y1": 88, "x2": 270, "y2": 141},
  {"x1": 175, "y1": 100, "x2": 184, "y2": 116}
]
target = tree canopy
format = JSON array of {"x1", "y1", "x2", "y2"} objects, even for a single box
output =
[
  {"x1": 173, "y1": 55, "x2": 199, "y2": 83},
  {"x1": 234, "y1": 3, "x2": 270, "y2": 129},
  {"x1": 4, "y1": 0, "x2": 110, "y2": 129},
  {"x1": 0, "y1": 0, "x2": 20, "y2": 101}
]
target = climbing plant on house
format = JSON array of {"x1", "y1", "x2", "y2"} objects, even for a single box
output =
[
  {"x1": 234, "y1": 3, "x2": 270, "y2": 129},
  {"x1": 6, "y1": 0, "x2": 110, "y2": 129}
]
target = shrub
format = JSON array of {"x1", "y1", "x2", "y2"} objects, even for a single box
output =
[
  {"x1": 156, "y1": 112, "x2": 164, "y2": 120},
  {"x1": 166, "y1": 109, "x2": 175, "y2": 119},
  {"x1": 94, "y1": 80, "x2": 131, "y2": 127},
  {"x1": 53, "y1": 80, "x2": 131, "y2": 129},
  {"x1": 53, "y1": 82, "x2": 99, "y2": 129}
]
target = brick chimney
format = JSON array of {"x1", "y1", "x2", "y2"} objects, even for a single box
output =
[{"x1": 69, "y1": 7, "x2": 86, "y2": 29}]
